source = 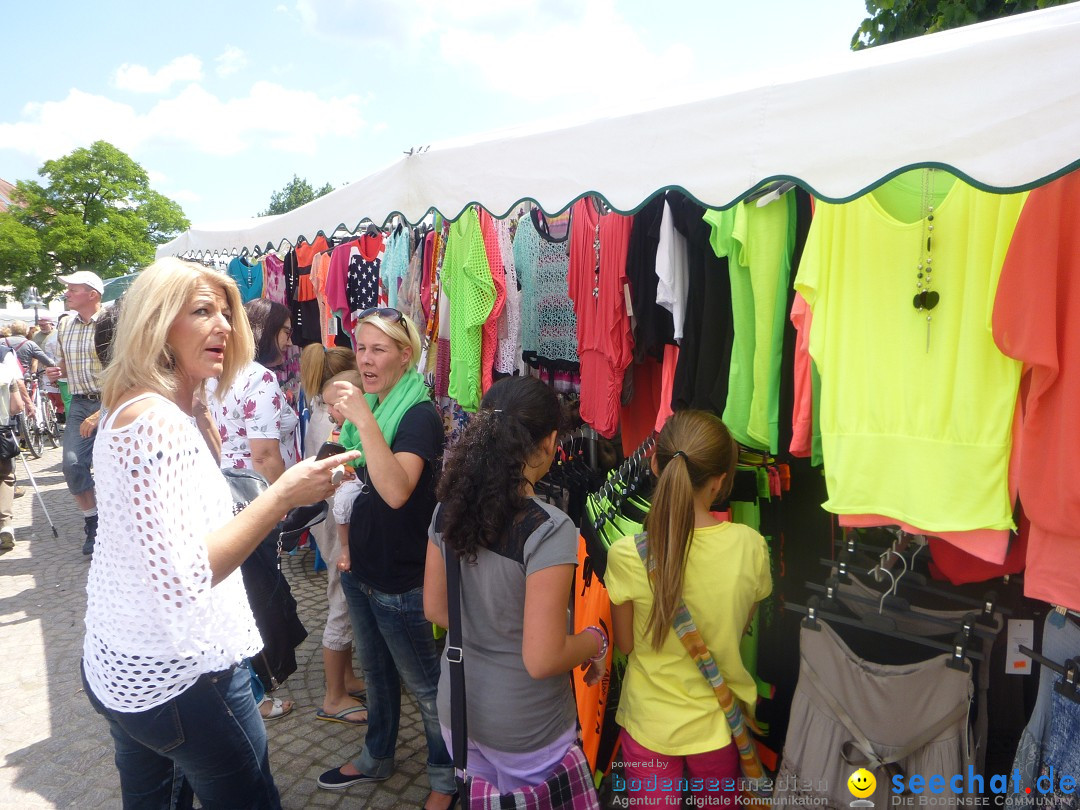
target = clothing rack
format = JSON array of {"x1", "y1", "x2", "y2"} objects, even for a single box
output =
[{"x1": 595, "y1": 434, "x2": 654, "y2": 505}]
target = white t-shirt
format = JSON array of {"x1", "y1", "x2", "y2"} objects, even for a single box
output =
[
  {"x1": 82, "y1": 394, "x2": 261, "y2": 712},
  {"x1": 0, "y1": 351, "x2": 21, "y2": 423},
  {"x1": 655, "y1": 198, "x2": 690, "y2": 342}
]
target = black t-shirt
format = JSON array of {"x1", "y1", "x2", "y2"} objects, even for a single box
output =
[
  {"x1": 626, "y1": 193, "x2": 673, "y2": 362},
  {"x1": 668, "y1": 192, "x2": 734, "y2": 413},
  {"x1": 348, "y1": 400, "x2": 444, "y2": 593}
]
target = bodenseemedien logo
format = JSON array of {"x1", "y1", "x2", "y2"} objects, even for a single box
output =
[{"x1": 849, "y1": 768, "x2": 877, "y2": 808}]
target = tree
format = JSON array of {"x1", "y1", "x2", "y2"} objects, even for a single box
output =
[
  {"x1": 852, "y1": 0, "x2": 1077, "y2": 49},
  {"x1": 1, "y1": 140, "x2": 190, "y2": 299},
  {"x1": 259, "y1": 175, "x2": 335, "y2": 216}
]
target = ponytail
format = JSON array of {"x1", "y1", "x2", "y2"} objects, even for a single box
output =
[{"x1": 643, "y1": 410, "x2": 738, "y2": 650}]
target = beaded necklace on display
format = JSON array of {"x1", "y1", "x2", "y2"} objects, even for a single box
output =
[
  {"x1": 592, "y1": 217, "x2": 601, "y2": 299},
  {"x1": 913, "y1": 168, "x2": 939, "y2": 352}
]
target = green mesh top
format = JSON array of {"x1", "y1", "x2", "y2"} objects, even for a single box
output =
[{"x1": 441, "y1": 208, "x2": 496, "y2": 412}]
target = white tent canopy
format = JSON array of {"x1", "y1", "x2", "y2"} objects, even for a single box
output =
[{"x1": 159, "y1": 4, "x2": 1080, "y2": 258}]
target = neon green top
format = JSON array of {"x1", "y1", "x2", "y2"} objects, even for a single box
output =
[
  {"x1": 706, "y1": 197, "x2": 795, "y2": 452},
  {"x1": 441, "y1": 208, "x2": 495, "y2": 412},
  {"x1": 796, "y1": 171, "x2": 1027, "y2": 532},
  {"x1": 605, "y1": 523, "x2": 772, "y2": 755}
]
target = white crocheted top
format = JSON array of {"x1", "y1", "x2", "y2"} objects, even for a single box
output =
[
  {"x1": 82, "y1": 393, "x2": 261, "y2": 713},
  {"x1": 495, "y1": 217, "x2": 524, "y2": 375}
]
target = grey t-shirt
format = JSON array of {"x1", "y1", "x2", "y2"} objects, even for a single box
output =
[{"x1": 431, "y1": 498, "x2": 579, "y2": 753}]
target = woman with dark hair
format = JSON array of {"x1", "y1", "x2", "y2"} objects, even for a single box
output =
[
  {"x1": 423, "y1": 375, "x2": 607, "y2": 793},
  {"x1": 246, "y1": 298, "x2": 292, "y2": 369},
  {"x1": 207, "y1": 299, "x2": 298, "y2": 478},
  {"x1": 206, "y1": 298, "x2": 301, "y2": 719}
]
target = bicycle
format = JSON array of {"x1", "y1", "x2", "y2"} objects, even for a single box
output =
[{"x1": 17, "y1": 371, "x2": 61, "y2": 459}]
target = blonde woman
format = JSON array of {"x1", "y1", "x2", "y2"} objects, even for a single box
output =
[
  {"x1": 81, "y1": 258, "x2": 357, "y2": 809},
  {"x1": 604, "y1": 411, "x2": 772, "y2": 808},
  {"x1": 317, "y1": 308, "x2": 455, "y2": 810},
  {"x1": 300, "y1": 344, "x2": 367, "y2": 726}
]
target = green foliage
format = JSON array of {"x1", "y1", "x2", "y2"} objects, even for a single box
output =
[
  {"x1": 260, "y1": 174, "x2": 335, "y2": 216},
  {"x1": 1, "y1": 140, "x2": 190, "y2": 300},
  {"x1": 852, "y1": 0, "x2": 1077, "y2": 49}
]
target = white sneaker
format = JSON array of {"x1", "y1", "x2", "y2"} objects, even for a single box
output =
[{"x1": 0, "y1": 529, "x2": 14, "y2": 550}]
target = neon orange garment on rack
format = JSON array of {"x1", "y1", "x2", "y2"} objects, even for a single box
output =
[
  {"x1": 993, "y1": 169, "x2": 1080, "y2": 610},
  {"x1": 572, "y1": 536, "x2": 614, "y2": 776}
]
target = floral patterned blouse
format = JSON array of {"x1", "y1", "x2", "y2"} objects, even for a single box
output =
[{"x1": 206, "y1": 361, "x2": 299, "y2": 470}]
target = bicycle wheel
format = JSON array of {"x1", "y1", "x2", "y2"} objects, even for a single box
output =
[
  {"x1": 17, "y1": 412, "x2": 43, "y2": 459},
  {"x1": 41, "y1": 396, "x2": 60, "y2": 449}
]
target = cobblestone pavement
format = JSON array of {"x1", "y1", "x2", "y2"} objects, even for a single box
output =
[{"x1": 1, "y1": 444, "x2": 436, "y2": 809}]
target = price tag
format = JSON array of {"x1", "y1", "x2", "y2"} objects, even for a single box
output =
[{"x1": 1005, "y1": 619, "x2": 1034, "y2": 675}]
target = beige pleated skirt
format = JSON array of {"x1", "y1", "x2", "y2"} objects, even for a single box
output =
[{"x1": 774, "y1": 620, "x2": 973, "y2": 808}]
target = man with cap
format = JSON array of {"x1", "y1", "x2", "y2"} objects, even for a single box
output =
[
  {"x1": 45, "y1": 270, "x2": 105, "y2": 556},
  {"x1": 31, "y1": 316, "x2": 54, "y2": 348}
]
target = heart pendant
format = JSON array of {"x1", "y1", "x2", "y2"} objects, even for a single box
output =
[
  {"x1": 923, "y1": 291, "x2": 940, "y2": 310},
  {"x1": 913, "y1": 292, "x2": 926, "y2": 310}
]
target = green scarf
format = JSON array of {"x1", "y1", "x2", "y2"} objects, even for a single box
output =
[{"x1": 338, "y1": 370, "x2": 431, "y2": 467}]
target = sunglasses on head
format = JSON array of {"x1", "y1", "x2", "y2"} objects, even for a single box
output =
[{"x1": 358, "y1": 307, "x2": 408, "y2": 331}]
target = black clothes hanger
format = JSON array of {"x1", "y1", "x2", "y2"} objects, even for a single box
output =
[
  {"x1": 829, "y1": 531, "x2": 1011, "y2": 622},
  {"x1": 789, "y1": 595, "x2": 982, "y2": 671},
  {"x1": 744, "y1": 180, "x2": 798, "y2": 205}
]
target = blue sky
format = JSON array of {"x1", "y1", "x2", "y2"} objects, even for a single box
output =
[{"x1": 0, "y1": 0, "x2": 868, "y2": 227}]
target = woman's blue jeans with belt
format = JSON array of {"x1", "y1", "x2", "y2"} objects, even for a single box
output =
[
  {"x1": 81, "y1": 662, "x2": 281, "y2": 810},
  {"x1": 340, "y1": 572, "x2": 455, "y2": 795}
]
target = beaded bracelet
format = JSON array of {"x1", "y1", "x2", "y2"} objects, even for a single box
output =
[{"x1": 583, "y1": 625, "x2": 609, "y2": 663}]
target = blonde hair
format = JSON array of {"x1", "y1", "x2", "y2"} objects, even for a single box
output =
[
  {"x1": 8, "y1": 320, "x2": 29, "y2": 337},
  {"x1": 643, "y1": 410, "x2": 738, "y2": 650},
  {"x1": 100, "y1": 258, "x2": 253, "y2": 410},
  {"x1": 300, "y1": 344, "x2": 357, "y2": 402},
  {"x1": 354, "y1": 311, "x2": 421, "y2": 367}
]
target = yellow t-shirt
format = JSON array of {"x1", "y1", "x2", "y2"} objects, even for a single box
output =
[
  {"x1": 604, "y1": 523, "x2": 771, "y2": 755},
  {"x1": 796, "y1": 171, "x2": 1027, "y2": 532}
]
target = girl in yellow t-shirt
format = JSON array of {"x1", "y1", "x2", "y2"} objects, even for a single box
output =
[{"x1": 605, "y1": 411, "x2": 772, "y2": 808}]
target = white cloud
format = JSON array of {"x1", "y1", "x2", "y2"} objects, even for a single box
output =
[
  {"x1": 0, "y1": 82, "x2": 368, "y2": 161},
  {"x1": 114, "y1": 55, "x2": 203, "y2": 94},
  {"x1": 215, "y1": 46, "x2": 248, "y2": 77},
  {"x1": 292, "y1": 0, "x2": 694, "y2": 102},
  {"x1": 147, "y1": 169, "x2": 168, "y2": 184},
  {"x1": 0, "y1": 90, "x2": 143, "y2": 158}
]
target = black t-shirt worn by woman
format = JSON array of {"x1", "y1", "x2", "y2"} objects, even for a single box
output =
[{"x1": 347, "y1": 400, "x2": 444, "y2": 594}]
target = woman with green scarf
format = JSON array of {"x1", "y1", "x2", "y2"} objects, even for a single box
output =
[{"x1": 317, "y1": 308, "x2": 455, "y2": 810}]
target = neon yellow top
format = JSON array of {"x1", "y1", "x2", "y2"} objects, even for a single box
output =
[
  {"x1": 441, "y1": 208, "x2": 495, "y2": 412},
  {"x1": 605, "y1": 523, "x2": 771, "y2": 755},
  {"x1": 706, "y1": 197, "x2": 795, "y2": 452},
  {"x1": 796, "y1": 171, "x2": 1027, "y2": 532}
]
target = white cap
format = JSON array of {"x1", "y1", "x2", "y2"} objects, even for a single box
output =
[{"x1": 58, "y1": 271, "x2": 105, "y2": 295}]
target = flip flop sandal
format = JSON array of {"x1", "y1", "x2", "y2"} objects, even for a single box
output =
[
  {"x1": 316, "y1": 705, "x2": 368, "y2": 726},
  {"x1": 259, "y1": 697, "x2": 294, "y2": 721},
  {"x1": 348, "y1": 689, "x2": 367, "y2": 704}
]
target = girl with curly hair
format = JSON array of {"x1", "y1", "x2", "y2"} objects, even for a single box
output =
[{"x1": 424, "y1": 375, "x2": 607, "y2": 793}]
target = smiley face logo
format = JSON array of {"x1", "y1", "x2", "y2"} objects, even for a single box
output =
[{"x1": 848, "y1": 769, "x2": 876, "y2": 799}]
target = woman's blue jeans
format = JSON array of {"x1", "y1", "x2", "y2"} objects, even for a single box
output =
[
  {"x1": 82, "y1": 662, "x2": 281, "y2": 810},
  {"x1": 340, "y1": 572, "x2": 455, "y2": 795}
]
